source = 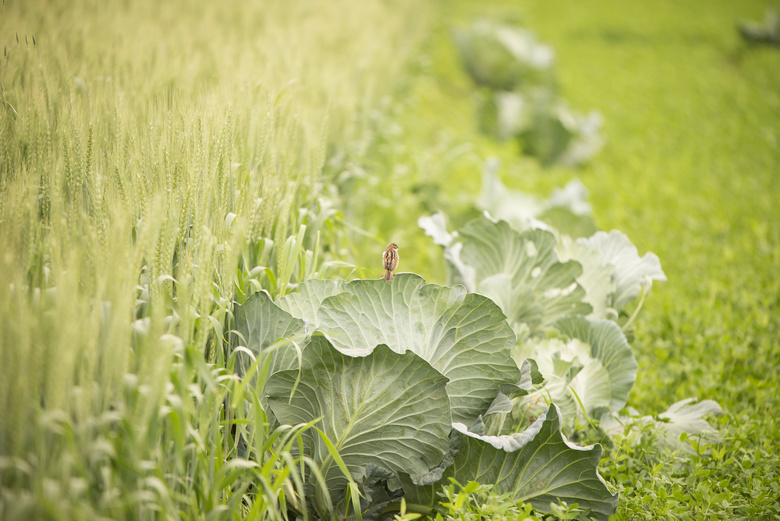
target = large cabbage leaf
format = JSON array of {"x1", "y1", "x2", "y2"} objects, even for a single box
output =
[
  {"x1": 556, "y1": 237, "x2": 616, "y2": 320},
  {"x1": 655, "y1": 398, "x2": 722, "y2": 448},
  {"x1": 316, "y1": 274, "x2": 520, "y2": 424},
  {"x1": 233, "y1": 290, "x2": 308, "y2": 375},
  {"x1": 449, "y1": 405, "x2": 618, "y2": 520},
  {"x1": 402, "y1": 405, "x2": 617, "y2": 520},
  {"x1": 568, "y1": 230, "x2": 667, "y2": 314},
  {"x1": 418, "y1": 212, "x2": 476, "y2": 289},
  {"x1": 452, "y1": 216, "x2": 592, "y2": 335},
  {"x1": 512, "y1": 317, "x2": 637, "y2": 426},
  {"x1": 265, "y1": 335, "x2": 452, "y2": 511},
  {"x1": 276, "y1": 278, "x2": 346, "y2": 329}
]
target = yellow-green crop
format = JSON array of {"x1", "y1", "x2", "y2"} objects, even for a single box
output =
[{"x1": 0, "y1": 0, "x2": 428, "y2": 518}]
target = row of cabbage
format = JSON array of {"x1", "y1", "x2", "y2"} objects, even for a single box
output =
[
  {"x1": 455, "y1": 20, "x2": 603, "y2": 166},
  {"x1": 227, "y1": 18, "x2": 721, "y2": 521},
  {"x1": 230, "y1": 165, "x2": 719, "y2": 520}
]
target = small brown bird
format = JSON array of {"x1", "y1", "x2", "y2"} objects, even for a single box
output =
[{"x1": 382, "y1": 243, "x2": 400, "y2": 281}]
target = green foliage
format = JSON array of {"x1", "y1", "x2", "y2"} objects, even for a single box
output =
[
  {"x1": 314, "y1": 274, "x2": 520, "y2": 424},
  {"x1": 453, "y1": 21, "x2": 555, "y2": 92},
  {"x1": 453, "y1": 20, "x2": 602, "y2": 166},
  {"x1": 440, "y1": 405, "x2": 617, "y2": 520},
  {"x1": 513, "y1": 317, "x2": 638, "y2": 430},
  {"x1": 598, "y1": 412, "x2": 780, "y2": 520},
  {"x1": 419, "y1": 214, "x2": 592, "y2": 336},
  {"x1": 434, "y1": 479, "x2": 594, "y2": 521},
  {"x1": 267, "y1": 336, "x2": 452, "y2": 518},
  {"x1": 234, "y1": 275, "x2": 616, "y2": 519},
  {"x1": 419, "y1": 209, "x2": 720, "y2": 461},
  {"x1": 2, "y1": 0, "x2": 778, "y2": 519},
  {"x1": 0, "y1": 0, "x2": 429, "y2": 518}
]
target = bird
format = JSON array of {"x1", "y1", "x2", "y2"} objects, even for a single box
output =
[{"x1": 382, "y1": 243, "x2": 399, "y2": 281}]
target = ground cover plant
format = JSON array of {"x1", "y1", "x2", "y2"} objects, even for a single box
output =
[{"x1": 2, "y1": 0, "x2": 779, "y2": 519}]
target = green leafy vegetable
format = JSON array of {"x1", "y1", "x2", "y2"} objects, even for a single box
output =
[
  {"x1": 235, "y1": 274, "x2": 619, "y2": 518},
  {"x1": 277, "y1": 278, "x2": 346, "y2": 329},
  {"x1": 446, "y1": 216, "x2": 592, "y2": 336},
  {"x1": 404, "y1": 404, "x2": 618, "y2": 521},
  {"x1": 513, "y1": 317, "x2": 638, "y2": 427},
  {"x1": 565, "y1": 230, "x2": 667, "y2": 313},
  {"x1": 265, "y1": 335, "x2": 452, "y2": 514},
  {"x1": 316, "y1": 274, "x2": 520, "y2": 424},
  {"x1": 233, "y1": 290, "x2": 308, "y2": 375},
  {"x1": 600, "y1": 398, "x2": 722, "y2": 453},
  {"x1": 453, "y1": 20, "x2": 554, "y2": 92}
]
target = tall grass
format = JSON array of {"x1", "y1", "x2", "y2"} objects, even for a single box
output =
[{"x1": 0, "y1": 0, "x2": 428, "y2": 518}]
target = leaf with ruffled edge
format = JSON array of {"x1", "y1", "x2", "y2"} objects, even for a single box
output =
[
  {"x1": 418, "y1": 212, "x2": 476, "y2": 290},
  {"x1": 576, "y1": 230, "x2": 666, "y2": 313},
  {"x1": 657, "y1": 398, "x2": 722, "y2": 446},
  {"x1": 600, "y1": 398, "x2": 722, "y2": 453},
  {"x1": 513, "y1": 317, "x2": 637, "y2": 427},
  {"x1": 477, "y1": 358, "x2": 546, "y2": 437},
  {"x1": 557, "y1": 236, "x2": 616, "y2": 320},
  {"x1": 454, "y1": 216, "x2": 592, "y2": 335},
  {"x1": 453, "y1": 404, "x2": 616, "y2": 520},
  {"x1": 265, "y1": 335, "x2": 452, "y2": 513},
  {"x1": 315, "y1": 274, "x2": 520, "y2": 425},
  {"x1": 400, "y1": 405, "x2": 617, "y2": 520}
]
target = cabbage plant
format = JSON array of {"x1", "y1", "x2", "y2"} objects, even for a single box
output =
[
  {"x1": 233, "y1": 274, "x2": 618, "y2": 520},
  {"x1": 420, "y1": 208, "x2": 719, "y2": 450},
  {"x1": 419, "y1": 213, "x2": 592, "y2": 339},
  {"x1": 511, "y1": 317, "x2": 638, "y2": 430},
  {"x1": 473, "y1": 166, "x2": 668, "y2": 321},
  {"x1": 453, "y1": 20, "x2": 555, "y2": 92}
]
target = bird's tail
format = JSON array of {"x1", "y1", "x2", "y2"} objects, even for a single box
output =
[{"x1": 383, "y1": 270, "x2": 394, "y2": 281}]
